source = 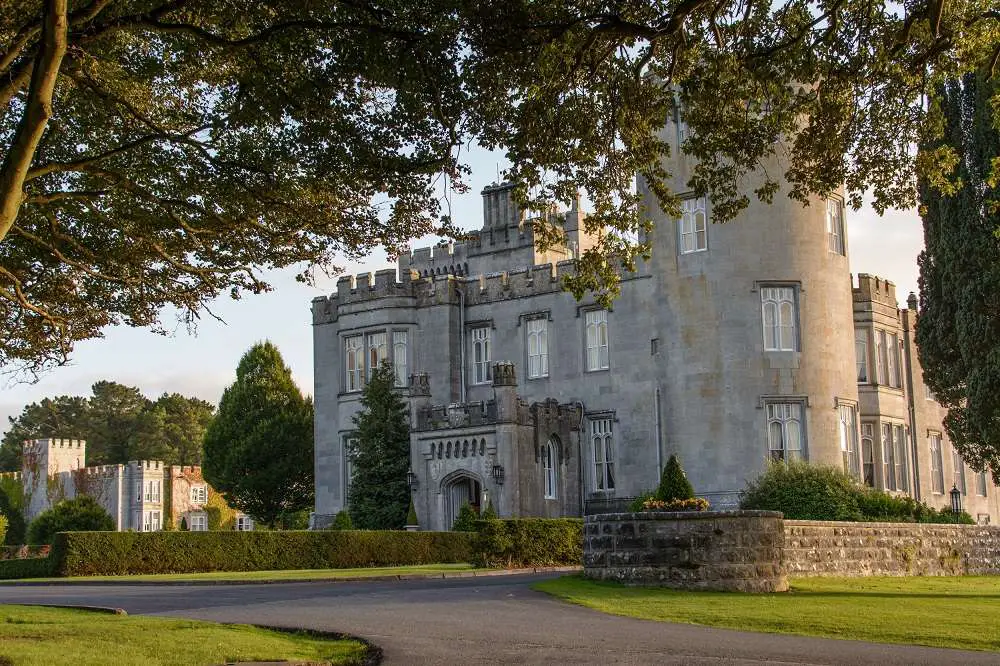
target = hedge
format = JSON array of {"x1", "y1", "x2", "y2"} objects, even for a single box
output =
[
  {"x1": 50, "y1": 530, "x2": 473, "y2": 576},
  {"x1": 0, "y1": 557, "x2": 53, "y2": 580},
  {"x1": 471, "y1": 519, "x2": 582, "y2": 567}
]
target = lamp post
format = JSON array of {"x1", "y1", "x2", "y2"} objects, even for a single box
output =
[
  {"x1": 407, "y1": 468, "x2": 419, "y2": 493},
  {"x1": 949, "y1": 484, "x2": 962, "y2": 514}
]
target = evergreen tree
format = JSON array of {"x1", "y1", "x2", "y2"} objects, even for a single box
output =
[
  {"x1": 203, "y1": 342, "x2": 314, "y2": 528},
  {"x1": 655, "y1": 455, "x2": 695, "y2": 502},
  {"x1": 917, "y1": 70, "x2": 1000, "y2": 481},
  {"x1": 26, "y1": 496, "x2": 114, "y2": 545},
  {"x1": 348, "y1": 363, "x2": 411, "y2": 530}
]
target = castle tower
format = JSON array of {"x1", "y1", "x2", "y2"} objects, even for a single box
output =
[{"x1": 22, "y1": 438, "x2": 86, "y2": 522}]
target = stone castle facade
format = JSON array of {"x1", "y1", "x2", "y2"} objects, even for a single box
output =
[
  {"x1": 0, "y1": 438, "x2": 253, "y2": 533},
  {"x1": 311, "y1": 122, "x2": 1000, "y2": 529}
]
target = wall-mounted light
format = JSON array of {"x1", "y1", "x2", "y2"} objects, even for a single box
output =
[
  {"x1": 950, "y1": 484, "x2": 962, "y2": 514},
  {"x1": 407, "y1": 468, "x2": 419, "y2": 492},
  {"x1": 492, "y1": 463, "x2": 505, "y2": 486}
]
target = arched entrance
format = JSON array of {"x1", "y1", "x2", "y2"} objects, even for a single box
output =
[{"x1": 443, "y1": 473, "x2": 483, "y2": 528}]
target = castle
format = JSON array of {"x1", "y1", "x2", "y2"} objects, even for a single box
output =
[
  {"x1": 311, "y1": 122, "x2": 1000, "y2": 529},
  {"x1": 0, "y1": 438, "x2": 253, "y2": 534}
]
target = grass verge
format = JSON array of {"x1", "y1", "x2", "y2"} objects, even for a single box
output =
[
  {"x1": 0, "y1": 604, "x2": 367, "y2": 665},
  {"x1": 0, "y1": 562, "x2": 480, "y2": 584},
  {"x1": 534, "y1": 575, "x2": 1000, "y2": 652}
]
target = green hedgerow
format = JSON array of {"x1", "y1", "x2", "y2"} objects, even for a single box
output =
[{"x1": 740, "y1": 461, "x2": 862, "y2": 521}]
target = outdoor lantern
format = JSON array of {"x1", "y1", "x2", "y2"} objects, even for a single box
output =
[
  {"x1": 492, "y1": 463, "x2": 505, "y2": 485},
  {"x1": 407, "y1": 468, "x2": 418, "y2": 492},
  {"x1": 950, "y1": 484, "x2": 962, "y2": 514}
]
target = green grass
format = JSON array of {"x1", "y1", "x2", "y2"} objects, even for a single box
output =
[
  {"x1": 0, "y1": 605, "x2": 366, "y2": 665},
  {"x1": 2, "y1": 562, "x2": 480, "y2": 584},
  {"x1": 534, "y1": 575, "x2": 1000, "y2": 652}
]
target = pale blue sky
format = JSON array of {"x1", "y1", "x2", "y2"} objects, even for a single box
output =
[{"x1": 0, "y1": 147, "x2": 926, "y2": 436}]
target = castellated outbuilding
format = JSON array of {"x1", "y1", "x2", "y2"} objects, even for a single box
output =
[{"x1": 311, "y1": 122, "x2": 1000, "y2": 530}]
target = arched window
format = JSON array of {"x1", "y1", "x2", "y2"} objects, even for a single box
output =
[{"x1": 543, "y1": 439, "x2": 557, "y2": 499}]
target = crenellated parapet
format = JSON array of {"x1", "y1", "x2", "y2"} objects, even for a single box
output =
[
  {"x1": 81, "y1": 465, "x2": 121, "y2": 478},
  {"x1": 127, "y1": 460, "x2": 162, "y2": 472},
  {"x1": 853, "y1": 273, "x2": 898, "y2": 308}
]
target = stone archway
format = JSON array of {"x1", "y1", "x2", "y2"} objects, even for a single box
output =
[{"x1": 441, "y1": 471, "x2": 484, "y2": 528}]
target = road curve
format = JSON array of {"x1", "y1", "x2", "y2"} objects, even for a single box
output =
[{"x1": 0, "y1": 573, "x2": 994, "y2": 665}]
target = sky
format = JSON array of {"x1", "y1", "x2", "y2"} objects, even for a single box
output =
[{"x1": 0, "y1": 151, "x2": 926, "y2": 437}]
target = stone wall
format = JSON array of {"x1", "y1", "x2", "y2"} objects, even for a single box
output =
[
  {"x1": 584, "y1": 511, "x2": 788, "y2": 592},
  {"x1": 784, "y1": 520, "x2": 1000, "y2": 577}
]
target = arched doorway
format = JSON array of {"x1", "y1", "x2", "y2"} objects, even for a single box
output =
[{"x1": 444, "y1": 473, "x2": 482, "y2": 528}]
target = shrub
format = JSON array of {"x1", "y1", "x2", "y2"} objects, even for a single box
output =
[
  {"x1": 656, "y1": 455, "x2": 695, "y2": 502},
  {"x1": 740, "y1": 461, "x2": 862, "y2": 521},
  {"x1": 0, "y1": 514, "x2": 6, "y2": 545},
  {"x1": 641, "y1": 497, "x2": 710, "y2": 512},
  {"x1": 331, "y1": 510, "x2": 354, "y2": 530},
  {"x1": 49, "y1": 530, "x2": 473, "y2": 576},
  {"x1": 27, "y1": 497, "x2": 115, "y2": 545},
  {"x1": 0, "y1": 480, "x2": 25, "y2": 546},
  {"x1": 405, "y1": 500, "x2": 418, "y2": 527},
  {"x1": 628, "y1": 492, "x2": 655, "y2": 512},
  {"x1": 471, "y1": 518, "x2": 582, "y2": 567},
  {"x1": 0, "y1": 557, "x2": 53, "y2": 580},
  {"x1": 451, "y1": 503, "x2": 479, "y2": 532},
  {"x1": 480, "y1": 501, "x2": 498, "y2": 521}
]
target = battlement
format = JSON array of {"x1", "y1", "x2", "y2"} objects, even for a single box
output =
[
  {"x1": 415, "y1": 399, "x2": 501, "y2": 431},
  {"x1": 81, "y1": 464, "x2": 121, "y2": 477},
  {"x1": 127, "y1": 460, "x2": 162, "y2": 472},
  {"x1": 853, "y1": 273, "x2": 898, "y2": 307},
  {"x1": 170, "y1": 465, "x2": 202, "y2": 477},
  {"x1": 27, "y1": 438, "x2": 85, "y2": 451}
]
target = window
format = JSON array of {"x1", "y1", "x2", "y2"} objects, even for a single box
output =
[
  {"x1": 591, "y1": 418, "x2": 615, "y2": 492},
  {"x1": 976, "y1": 471, "x2": 988, "y2": 497},
  {"x1": 678, "y1": 196, "x2": 708, "y2": 254},
  {"x1": 189, "y1": 512, "x2": 208, "y2": 531},
  {"x1": 135, "y1": 481, "x2": 142, "y2": 503},
  {"x1": 893, "y1": 425, "x2": 909, "y2": 492},
  {"x1": 143, "y1": 511, "x2": 160, "y2": 532},
  {"x1": 761, "y1": 287, "x2": 797, "y2": 351},
  {"x1": 345, "y1": 335, "x2": 363, "y2": 391},
  {"x1": 887, "y1": 333, "x2": 901, "y2": 388},
  {"x1": 343, "y1": 436, "x2": 357, "y2": 502},
  {"x1": 543, "y1": 439, "x2": 557, "y2": 499},
  {"x1": 861, "y1": 423, "x2": 876, "y2": 487},
  {"x1": 190, "y1": 485, "x2": 207, "y2": 504},
  {"x1": 151, "y1": 511, "x2": 160, "y2": 531},
  {"x1": 471, "y1": 327, "x2": 492, "y2": 384},
  {"x1": 526, "y1": 318, "x2": 548, "y2": 378},
  {"x1": 585, "y1": 310, "x2": 609, "y2": 371},
  {"x1": 826, "y1": 198, "x2": 845, "y2": 255},
  {"x1": 367, "y1": 331, "x2": 388, "y2": 378},
  {"x1": 392, "y1": 331, "x2": 408, "y2": 387},
  {"x1": 839, "y1": 404, "x2": 859, "y2": 480},
  {"x1": 236, "y1": 515, "x2": 254, "y2": 531},
  {"x1": 952, "y1": 448, "x2": 967, "y2": 495},
  {"x1": 930, "y1": 434, "x2": 945, "y2": 494},
  {"x1": 766, "y1": 403, "x2": 804, "y2": 461},
  {"x1": 145, "y1": 480, "x2": 160, "y2": 503},
  {"x1": 881, "y1": 423, "x2": 896, "y2": 491},
  {"x1": 875, "y1": 330, "x2": 901, "y2": 387},
  {"x1": 855, "y1": 329, "x2": 869, "y2": 383}
]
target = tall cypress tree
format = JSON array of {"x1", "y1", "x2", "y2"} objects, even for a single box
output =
[
  {"x1": 349, "y1": 363, "x2": 411, "y2": 530},
  {"x1": 203, "y1": 341, "x2": 314, "y2": 527},
  {"x1": 917, "y1": 70, "x2": 1000, "y2": 481}
]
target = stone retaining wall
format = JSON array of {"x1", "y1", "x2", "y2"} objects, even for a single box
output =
[
  {"x1": 784, "y1": 520, "x2": 1000, "y2": 577},
  {"x1": 583, "y1": 511, "x2": 788, "y2": 592}
]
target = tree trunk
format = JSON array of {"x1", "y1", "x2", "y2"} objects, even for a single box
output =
[{"x1": 0, "y1": 0, "x2": 68, "y2": 244}]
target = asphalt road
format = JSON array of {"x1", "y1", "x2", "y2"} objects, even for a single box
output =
[{"x1": 0, "y1": 573, "x2": 995, "y2": 665}]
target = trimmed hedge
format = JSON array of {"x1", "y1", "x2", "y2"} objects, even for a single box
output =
[
  {"x1": 471, "y1": 519, "x2": 582, "y2": 567},
  {"x1": 50, "y1": 530, "x2": 473, "y2": 577},
  {"x1": 0, "y1": 557, "x2": 53, "y2": 580}
]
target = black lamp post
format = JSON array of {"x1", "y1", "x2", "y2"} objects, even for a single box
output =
[
  {"x1": 949, "y1": 484, "x2": 962, "y2": 514},
  {"x1": 492, "y1": 463, "x2": 505, "y2": 486},
  {"x1": 407, "y1": 468, "x2": 418, "y2": 492}
]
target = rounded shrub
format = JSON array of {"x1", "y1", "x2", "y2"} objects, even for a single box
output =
[
  {"x1": 331, "y1": 510, "x2": 354, "y2": 530},
  {"x1": 27, "y1": 496, "x2": 115, "y2": 545},
  {"x1": 740, "y1": 461, "x2": 862, "y2": 520}
]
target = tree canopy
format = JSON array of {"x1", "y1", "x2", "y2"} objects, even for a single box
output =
[
  {"x1": 202, "y1": 341, "x2": 313, "y2": 527},
  {"x1": 917, "y1": 70, "x2": 1000, "y2": 482},
  {"x1": 1, "y1": 1, "x2": 997, "y2": 374},
  {"x1": 26, "y1": 494, "x2": 114, "y2": 544},
  {"x1": 0, "y1": 381, "x2": 214, "y2": 470}
]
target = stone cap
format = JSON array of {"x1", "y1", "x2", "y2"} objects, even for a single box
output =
[{"x1": 585, "y1": 510, "x2": 784, "y2": 522}]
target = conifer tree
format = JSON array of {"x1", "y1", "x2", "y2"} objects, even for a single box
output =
[
  {"x1": 917, "y1": 70, "x2": 1000, "y2": 481},
  {"x1": 348, "y1": 363, "x2": 411, "y2": 530},
  {"x1": 203, "y1": 341, "x2": 314, "y2": 528},
  {"x1": 655, "y1": 454, "x2": 695, "y2": 502}
]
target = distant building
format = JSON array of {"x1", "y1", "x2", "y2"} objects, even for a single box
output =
[
  {"x1": 311, "y1": 121, "x2": 1000, "y2": 529},
  {"x1": 0, "y1": 438, "x2": 253, "y2": 533}
]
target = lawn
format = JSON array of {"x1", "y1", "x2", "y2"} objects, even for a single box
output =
[
  {"x1": 2, "y1": 562, "x2": 480, "y2": 584},
  {"x1": 534, "y1": 575, "x2": 1000, "y2": 652},
  {"x1": 0, "y1": 605, "x2": 366, "y2": 665}
]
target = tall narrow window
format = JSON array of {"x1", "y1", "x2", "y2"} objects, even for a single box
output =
[
  {"x1": 952, "y1": 447, "x2": 967, "y2": 495},
  {"x1": 882, "y1": 423, "x2": 896, "y2": 491},
  {"x1": 392, "y1": 331, "x2": 408, "y2": 387},
  {"x1": 976, "y1": 471, "x2": 988, "y2": 497},
  {"x1": 343, "y1": 436, "x2": 357, "y2": 503},
  {"x1": 345, "y1": 335, "x2": 363, "y2": 392},
  {"x1": 887, "y1": 333, "x2": 901, "y2": 388},
  {"x1": 839, "y1": 404, "x2": 859, "y2": 479},
  {"x1": 678, "y1": 196, "x2": 708, "y2": 254},
  {"x1": 526, "y1": 318, "x2": 548, "y2": 378},
  {"x1": 591, "y1": 418, "x2": 615, "y2": 491},
  {"x1": 826, "y1": 198, "x2": 845, "y2": 255},
  {"x1": 930, "y1": 434, "x2": 945, "y2": 494},
  {"x1": 471, "y1": 327, "x2": 491, "y2": 384},
  {"x1": 135, "y1": 481, "x2": 142, "y2": 503},
  {"x1": 367, "y1": 332, "x2": 388, "y2": 379},
  {"x1": 861, "y1": 423, "x2": 876, "y2": 487},
  {"x1": 761, "y1": 287, "x2": 797, "y2": 351},
  {"x1": 875, "y1": 330, "x2": 887, "y2": 384},
  {"x1": 893, "y1": 424, "x2": 909, "y2": 492},
  {"x1": 766, "y1": 403, "x2": 804, "y2": 461},
  {"x1": 543, "y1": 439, "x2": 557, "y2": 499},
  {"x1": 585, "y1": 310, "x2": 609, "y2": 371},
  {"x1": 855, "y1": 329, "x2": 869, "y2": 383}
]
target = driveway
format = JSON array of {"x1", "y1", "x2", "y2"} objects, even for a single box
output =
[{"x1": 0, "y1": 573, "x2": 994, "y2": 665}]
